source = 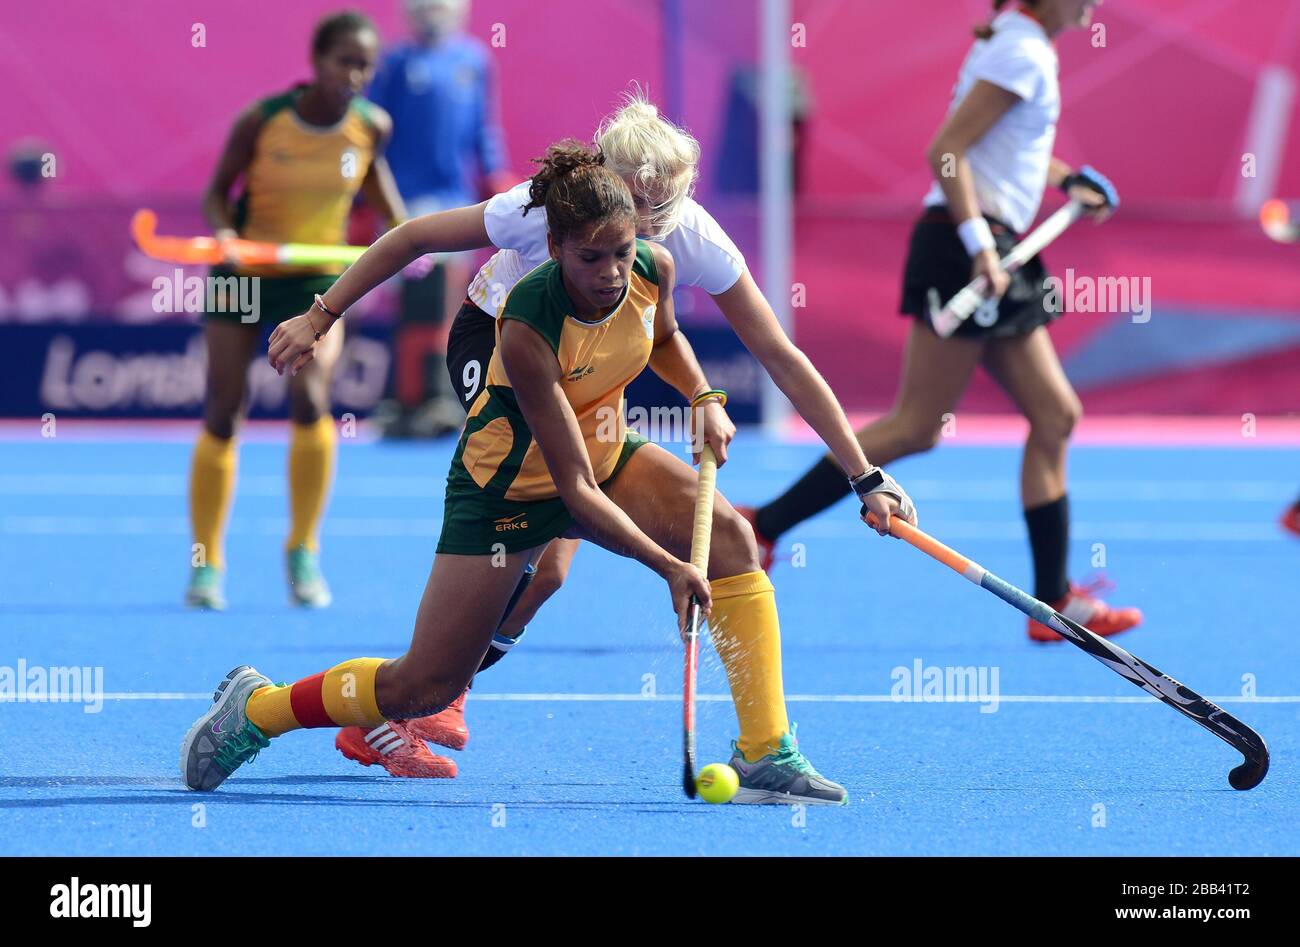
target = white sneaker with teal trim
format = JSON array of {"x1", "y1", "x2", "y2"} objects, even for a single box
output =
[
  {"x1": 180, "y1": 665, "x2": 273, "y2": 791},
  {"x1": 728, "y1": 730, "x2": 848, "y2": 806}
]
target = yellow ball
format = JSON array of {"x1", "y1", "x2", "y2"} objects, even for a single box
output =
[{"x1": 695, "y1": 763, "x2": 739, "y2": 804}]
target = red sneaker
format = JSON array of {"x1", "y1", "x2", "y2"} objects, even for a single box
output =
[
  {"x1": 736, "y1": 506, "x2": 775, "y2": 573},
  {"x1": 335, "y1": 721, "x2": 457, "y2": 778},
  {"x1": 407, "y1": 689, "x2": 469, "y2": 751},
  {"x1": 1281, "y1": 502, "x2": 1300, "y2": 538},
  {"x1": 1028, "y1": 577, "x2": 1143, "y2": 643}
]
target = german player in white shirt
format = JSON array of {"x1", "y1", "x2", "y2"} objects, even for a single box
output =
[{"x1": 743, "y1": 0, "x2": 1142, "y2": 644}]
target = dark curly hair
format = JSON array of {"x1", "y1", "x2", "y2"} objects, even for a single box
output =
[{"x1": 523, "y1": 140, "x2": 637, "y2": 246}]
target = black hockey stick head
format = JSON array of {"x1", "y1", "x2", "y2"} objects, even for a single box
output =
[
  {"x1": 1049, "y1": 609, "x2": 1270, "y2": 791},
  {"x1": 1228, "y1": 749, "x2": 1269, "y2": 791}
]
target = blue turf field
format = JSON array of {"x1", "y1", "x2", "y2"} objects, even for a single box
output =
[{"x1": 1, "y1": 429, "x2": 1296, "y2": 855}]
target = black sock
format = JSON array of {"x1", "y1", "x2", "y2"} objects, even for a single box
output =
[
  {"x1": 1024, "y1": 494, "x2": 1070, "y2": 602},
  {"x1": 754, "y1": 455, "x2": 853, "y2": 542},
  {"x1": 474, "y1": 564, "x2": 535, "y2": 676},
  {"x1": 476, "y1": 629, "x2": 522, "y2": 674}
]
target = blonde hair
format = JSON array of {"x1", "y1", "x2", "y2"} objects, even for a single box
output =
[{"x1": 595, "y1": 87, "x2": 700, "y2": 239}]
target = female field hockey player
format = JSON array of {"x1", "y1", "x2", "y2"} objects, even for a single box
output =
[
  {"x1": 341, "y1": 91, "x2": 913, "y2": 769},
  {"x1": 186, "y1": 11, "x2": 407, "y2": 611},
  {"x1": 180, "y1": 142, "x2": 915, "y2": 804},
  {"x1": 740, "y1": 0, "x2": 1143, "y2": 643}
]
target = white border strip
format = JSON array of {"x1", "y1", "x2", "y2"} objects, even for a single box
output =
[
  {"x1": 1236, "y1": 64, "x2": 1296, "y2": 216},
  {"x1": 759, "y1": 0, "x2": 795, "y2": 435}
]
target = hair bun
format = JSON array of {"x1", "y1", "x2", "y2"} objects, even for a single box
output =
[{"x1": 520, "y1": 140, "x2": 635, "y2": 245}]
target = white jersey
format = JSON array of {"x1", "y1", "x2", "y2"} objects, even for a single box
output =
[
  {"x1": 923, "y1": 9, "x2": 1060, "y2": 234},
  {"x1": 467, "y1": 181, "x2": 745, "y2": 314}
]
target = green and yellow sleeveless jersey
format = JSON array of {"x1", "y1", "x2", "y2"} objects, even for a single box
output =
[
  {"x1": 451, "y1": 242, "x2": 661, "y2": 502},
  {"x1": 234, "y1": 87, "x2": 379, "y2": 277}
]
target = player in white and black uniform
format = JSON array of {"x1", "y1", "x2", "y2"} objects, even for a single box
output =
[{"x1": 743, "y1": 0, "x2": 1143, "y2": 643}]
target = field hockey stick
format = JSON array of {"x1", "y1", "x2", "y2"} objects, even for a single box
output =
[
  {"x1": 928, "y1": 200, "x2": 1086, "y2": 338},
  {"x1": 867, "y1": 513, "x2": 1269, "y2": 790},
  {"x1": 1260, "y1": 199, "x2": 1298, "y2": 244},
  {"x1": 682, "y1": 444, "x2": 719, "y2": 798},
  {"x1": 132, "y1": 209, "x2": 369, "y2": 267}
]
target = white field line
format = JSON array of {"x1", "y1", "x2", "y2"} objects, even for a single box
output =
[
  {"x1": 0, "y1": 516, "x2": 440, "y2": 536},
  {"x1": 0, "y1": 474, "x2": 1293, "y2": 502},
  {"x1": 0, "y1": 515, "x2": 1286, "y2": 542}
]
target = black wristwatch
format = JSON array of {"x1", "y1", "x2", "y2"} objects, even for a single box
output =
[{"x1": 850, "y1": 467, "x2": 884, "y2": 497}]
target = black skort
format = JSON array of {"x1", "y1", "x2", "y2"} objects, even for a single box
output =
[
  {"x1": 446, "y1": 298, "x2": 498, "y2": 410},
  {"x1": 899, "y1": 206, "x2": 1059, "y2": 339}
]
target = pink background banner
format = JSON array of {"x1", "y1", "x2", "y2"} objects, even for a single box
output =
[
  {"x1": 2, "y1": 0, "x2": 1298, "y2": 414},
  {"x1": 6, "y1": 1, "x2": 1298, "y2": 206}
]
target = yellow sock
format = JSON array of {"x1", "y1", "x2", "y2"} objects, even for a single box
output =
[
  {"x1": 245, "y1": 657, "x2": 386, "y2": 737},
  {"x1": 189, "y1": 430, "x2": 237, "y2": 570},
  {"x1": 708, "y1": 570, "x2": 791, "y2": 762},
  {"x1": 287, "y1": 416, "x2": 336, "y2": 552}
]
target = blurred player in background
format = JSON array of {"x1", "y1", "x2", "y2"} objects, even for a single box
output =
[
  {"x1": 368, "y1": 0, "x2": 513, "y2": 438},
  {"x1": 186, "y1": 10, "x2": 408, "y2": 611},
  {"x1": 740, "y1": 0, "x2": 1143, "y2": 643}
]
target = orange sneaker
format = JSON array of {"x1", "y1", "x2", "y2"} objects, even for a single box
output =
[
  {"x1": 1028, "y1": 578, "x2": 1143, "y2": 643},
  {"x1": 407, "y1": 689, "x2": 469, "y2": 751},
  {"x1": 1281, "y1": 502, "x2": 1300, "y2": 538},
  {"x1": 335, "y1": 721, "x2": 457, "y2": 778},
  {"x1": 736, "y1": 506, "x2": 776, "y2": 573}
]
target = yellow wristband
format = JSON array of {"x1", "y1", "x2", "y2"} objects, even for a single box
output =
[{"x1": 690, "y1": 388, "x2": 728, "y2": 409}]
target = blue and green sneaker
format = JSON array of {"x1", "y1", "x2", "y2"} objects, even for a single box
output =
[
  {"x1": 185, "y1": 564, "x2": 226, "y2": 611},
  {"x1": 287, "y1": 546, "x2": 332, "y2": 608},
  {"x1": 728, "y1": 729, "x2": 848, "y2": 806}
]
